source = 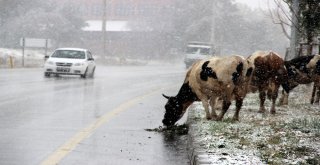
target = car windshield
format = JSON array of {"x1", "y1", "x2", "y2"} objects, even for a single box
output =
[
  {"x1": 200, "y1": 48, "x2": 210, "y2": 55},
  {"x1": 51, "y1": 50, "x2": 86, "y2": 59},
  {"x1": 186, "y1": 47, "x2": 210, "y2": 55},
  {"x1": 186, "y1": 47, "x2": 199, "y2": 54}
]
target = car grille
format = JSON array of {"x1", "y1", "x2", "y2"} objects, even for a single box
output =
[{"x1": 56, "y1": 62, "x2": 72, "y2": 67}]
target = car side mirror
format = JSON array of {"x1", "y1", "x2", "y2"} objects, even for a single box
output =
[{"x1": 88, "y1": 58, "x2": 94, "y2": 61}]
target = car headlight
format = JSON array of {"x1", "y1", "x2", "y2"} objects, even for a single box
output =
[
  {"x1": 46, "y1": 61, "x2": 54, "y2": 65},
  {"x1": 74, "y1": 62, "x2": 84, "y2": 66}
]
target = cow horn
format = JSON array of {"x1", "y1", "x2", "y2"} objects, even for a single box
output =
[{"x1": 162, "y1": 94, "x2": 170, "y2": 99}]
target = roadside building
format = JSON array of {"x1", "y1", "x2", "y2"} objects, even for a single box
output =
[{"x1": 65, "y1": 0, "x2": 174, "y2": 60}]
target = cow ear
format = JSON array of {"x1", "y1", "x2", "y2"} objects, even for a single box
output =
[{"x1": 162, "y1": 94, "x2": 170, "y2": 99}]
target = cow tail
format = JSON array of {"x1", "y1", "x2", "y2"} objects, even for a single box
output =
[{"x1": 279, "y1": 66, "x2": 291, "y2": 93}]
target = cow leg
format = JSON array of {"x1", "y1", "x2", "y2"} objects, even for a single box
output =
[
  {"x1": 316, "y1": 86, "x2": 320, "y2": 104},
  {"x1": 314, "y1": 86, "x2": 320, "y2": 104},
  {"x1": 270, "y1": 87, "x2": 279, "y2": 114},
  {"x1": 200, "y1": 98, "x2": 211, "y2": 120},
  {"x1": 217, "y1": 100, "x2": 231, "y2": 121},
  {"x1": 278, "y1": 90, "x2": 289, "y2": 105},
  {"x1": 258, "y1": 91, "x2": 266, "y2": 113},
  {"x1": 209, "y1": 97, "x2": 218, "y2": 120},
  {"x1": 278, "y1": 90, "x2": 284, "y2": 105},
  {"x1": 311, "y1": 83, "x2": 316, "y2": 104},
  {"x1": 310, "y1": 83, "x2": 320, "y2": 104},
  {"x1": 232, "y1": 98, "x2": 243, "y2": 121}
]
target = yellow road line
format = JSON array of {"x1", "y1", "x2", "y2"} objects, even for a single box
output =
[{"x1": 40, "y1": 87, "x2": 169, "y2": 165}]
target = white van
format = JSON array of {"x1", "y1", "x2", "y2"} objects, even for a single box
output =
[{"x1": 184, "y1": 42, "x2": 215, "y2": 68}]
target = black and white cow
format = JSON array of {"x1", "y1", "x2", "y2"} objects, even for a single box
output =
[
  {"x1": 162, "y1": 55, "x2": 253, "y2": 127},
  {"x1": 279, "y1": 55, "x2": 320, "y2": 105}
]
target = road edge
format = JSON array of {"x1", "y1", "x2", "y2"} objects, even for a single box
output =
[{"x1": 187, "y1": 105, "x2": 213, "y2": 165}]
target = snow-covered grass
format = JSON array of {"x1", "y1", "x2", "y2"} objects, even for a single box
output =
[{"x1": 189, "y1": 85, "x2": 320, "y2": 164}]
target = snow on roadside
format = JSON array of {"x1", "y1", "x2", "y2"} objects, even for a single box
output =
[
  {"x1": 0, "y1": 48, "x2": 45, "y2": 67},
  {"x1": 189, "y1": 84, "x2": 320, "y2": 164}
]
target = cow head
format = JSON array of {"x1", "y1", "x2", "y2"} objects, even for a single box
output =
[
  {"x1": 285, "y1": 61, "x2": 313, "y2": 84},
  {"x1": 162, "y1": 94, "x2": 185, "y2": 127}
]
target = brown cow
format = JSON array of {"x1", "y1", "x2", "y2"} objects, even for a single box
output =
[
  {"x1": 162, "y1": 55, "x2": 252, "y2": 127},
  {"x1": 247, "y1": 51, "x2": 290, "y2": 114},
  {"x1": 279, "y1": 55, "x2": 320, "y2": 105}
]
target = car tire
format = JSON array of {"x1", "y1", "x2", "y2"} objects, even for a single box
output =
[
  {"x1": 44, "y1": 72, "x2": 50, "y2": 77},
  {"x1": 90, "y1": 67, "x2": 95, "y2": 78},
  {"x1": 81, "y1": 68, "x2": 88, "y2": 78}
]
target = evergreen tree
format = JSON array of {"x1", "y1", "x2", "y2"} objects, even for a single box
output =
[
  {"x1": 285, "y1": 0, "x2": 320, "y2": 55},
  {"x1": 0, "y1": 0, "x2": 86, "y2": 48}
]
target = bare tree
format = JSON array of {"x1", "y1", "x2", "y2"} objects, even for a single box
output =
[
  {"x1": 268, "y1": 0, "x2": 292, "y2": 39},
  {"x1": 268, "y1": 0, "x2": 300, "y2": 59},
  {"x1": 270, "y1": 0, "x2": 320, "y2": 58}
]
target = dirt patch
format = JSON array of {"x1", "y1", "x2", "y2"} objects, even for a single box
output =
[{"x1": 145, "y1": 124, "x2": 189, "y2": 135}]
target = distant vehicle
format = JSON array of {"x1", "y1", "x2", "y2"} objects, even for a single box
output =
[
  {"x1": 44, "y1": 48, "x2": 96, "y2": 78},
  {"x1": 184, "y1": 42, "x2": 215, "y2": 68}
]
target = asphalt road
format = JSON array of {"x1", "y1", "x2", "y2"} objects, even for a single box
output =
[{"x1": 0, "y1": 64, "x2": 189, "y2": 165}]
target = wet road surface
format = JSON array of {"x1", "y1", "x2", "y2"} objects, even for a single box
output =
[{"x1": 0, "y1": 64, "x2": 189, "y2": 165}]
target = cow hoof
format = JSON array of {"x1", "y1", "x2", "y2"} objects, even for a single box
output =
[
  {"x1": 232, "y1": 117, "x2": 239, "y2": 121},
  {"x1": 258, "y1": 107, "x2": 266, "y2": 113},
  {"x1": 211, "y1": 115, "x2": 218, "y2": 120},
  {"x1": 310, "y1": 101, "x2": 319, "y2": 105},
  {"x1": 211, "y1": 118, "x2": 219, "y2": 121},
  {"x1": 278, "y1": 101, "x2": 287, "y2": 106},
  {"x1": 206, "y1": 116, "x2": 212, "y2": 120},
  {"x1": 215, "y1": 117, "x2": 223, "y2": 121}
]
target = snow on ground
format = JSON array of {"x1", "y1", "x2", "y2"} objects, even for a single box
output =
[
  {"x1": 0, "y1": 48, "x2": 181, "y2": 67},
  {"x1": 189, "y1": 84, "x2": 320, "y2": 164},
  {"x1": 0, "y1": 48, "x2": 156, "y2": 67},
  {"x1": 0, "y1": 48, "x2": 45, "y2": 67}
]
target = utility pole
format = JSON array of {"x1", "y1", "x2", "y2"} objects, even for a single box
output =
[
  {"x1": 21, "y1": 37, "x2": 25, "y2": 67},
  {"x1": 210, "y1": 1, "x2": 217, "y2": 55},
  {"x1": 102, "y1": 0, "x2": 107, "y2": 61},
  {"x1": 288, "y1": 0, "x2": 299, "y2": 60},
  {"x1": 210, "y1": 2, "x2": 215, "y2": 45}
]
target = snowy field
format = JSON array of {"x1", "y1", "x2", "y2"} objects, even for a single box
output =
[{"x1": 189, "y1": 85, "x2": 320, "y2": 164}]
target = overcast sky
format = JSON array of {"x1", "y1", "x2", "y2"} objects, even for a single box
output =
[{"x1": 235, "y1": 0, "x2": 276, "y2": 9}]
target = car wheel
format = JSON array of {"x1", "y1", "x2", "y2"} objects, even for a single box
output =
[
  {"x1": 44, "y1": 72, "x2": 50, "y2": 77},
  {"x1": 81, "y1": 68, "x2": 88, "y2": 78},
  {"x1": 90, "y1": 67, "x2": 95, "y2": 78}
]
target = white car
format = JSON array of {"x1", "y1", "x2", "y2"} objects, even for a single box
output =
[{"x1": 44, "y1": 48, "x2": 96, "y2": 78}]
